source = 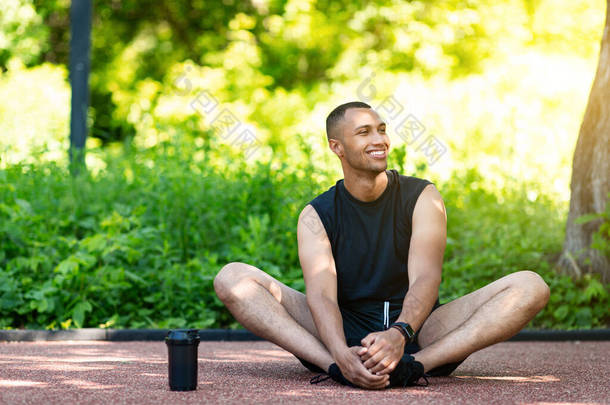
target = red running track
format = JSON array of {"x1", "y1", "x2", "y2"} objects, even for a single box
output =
[{"x1": 0, "y1": 341, "x2": 608, "y2": 404}]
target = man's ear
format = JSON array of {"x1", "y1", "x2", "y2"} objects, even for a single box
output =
[{"x1": 329, "y1": 139, "x2": 344, "y2": 158}]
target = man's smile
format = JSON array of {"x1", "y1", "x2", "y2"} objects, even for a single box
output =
[{"x1": 366, "y1": 149, "x2": 387, "y2": 159}]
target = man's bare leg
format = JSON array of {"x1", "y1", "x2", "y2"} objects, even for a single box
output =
[
  {"x1": 414, "y1": 270, "x2": 550, "y2": 372},
  {"x1": 214, "y1": 262, "x2": 334, "y2": 371}
]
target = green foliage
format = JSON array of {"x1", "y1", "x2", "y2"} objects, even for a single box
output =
[
  {"x1": 0, "y1": 0, "x2": 607, "y2": 331},
  {"x1": 1, "y1": 0, "x2": 601, "y2": 143},
  {"x1": 0, "y1": 139, "x2": 607, "y2": 330},
  {"x1": 0, "y1": 62, "x2": 70, "y2": 167},
  {"x1": 0, "y1": 0, "x2": 48, "y2": 68},
  {"x1": 0, "y1": 137, "x2": 321, "y2": 329},
  {"x1": 575, "y1": 193, "x2": 610, "y2": 260},
  {"x1": 438, "y1": 169, "x2": 609, "y2": 329}
]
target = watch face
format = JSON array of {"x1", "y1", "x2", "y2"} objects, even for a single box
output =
[
  {"x1": 396, "y1": 322, "x2": 414, "y2": 339},
  {"x1": 392, "y1": 322, "x2": 415, "y2": 341},
  {"x1": 404, "y1": 324, "x2": 414, "y2": 338}
]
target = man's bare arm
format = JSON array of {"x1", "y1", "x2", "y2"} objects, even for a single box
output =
[
  {"x1": 398, "y1": 184, "x2": 446, "y2": 329},
  {"x1": 297, "y1": 205, "x2": 345, "y2": 358},
  {"x1": 298, "y1": 204, "x2": 388, "y2": 389},
  {"x1": 360, "y1": 185, "x2": 446, "y2": 375}
]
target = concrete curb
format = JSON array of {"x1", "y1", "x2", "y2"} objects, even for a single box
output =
[
  {"x1": 508, "y1": 329, "x2": 610, "y2": 341},
  {"x1": 0, "y1": 328, "x2": 609, "y2": 342},
  {"x1": 0, "y1": 329, "x2": 263, "y2": 342}
]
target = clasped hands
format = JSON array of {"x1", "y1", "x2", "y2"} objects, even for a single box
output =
[{"x1": 335, "y1": 328, "x2": 405, "y2": 389}]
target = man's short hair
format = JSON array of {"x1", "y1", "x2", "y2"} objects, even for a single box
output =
[{"x1": 326, "y1": 101, "x2": 371, "y2": 141}]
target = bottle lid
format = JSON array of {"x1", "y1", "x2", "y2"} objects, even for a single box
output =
[{"x1": 165, "y1": 329, "x2": 200, "y2": 344}]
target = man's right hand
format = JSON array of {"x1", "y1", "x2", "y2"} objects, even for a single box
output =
[{"x1": 335, "y1": 346, "x2": 390, "y2": 390}]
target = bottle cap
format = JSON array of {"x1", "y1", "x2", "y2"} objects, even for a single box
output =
[{"x1": 165, "y1": 329, "x2": 200, "y2": 345}]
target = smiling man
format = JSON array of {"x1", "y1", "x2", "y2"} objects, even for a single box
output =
[{"x1": 214, "y1": 101, "x2": 550, "y2": 389}]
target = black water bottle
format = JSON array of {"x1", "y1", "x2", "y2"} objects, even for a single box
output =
[{"x1": 166, "y1": 329, "x2": 200, "y2": 391}]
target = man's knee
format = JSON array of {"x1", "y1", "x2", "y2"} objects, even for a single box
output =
[
  {"x1": 214, "y1": 262, "x2": 255, "y2": 303},
  {"x1": 509, "y1": 270, "x2": 550, "y2": 313}
]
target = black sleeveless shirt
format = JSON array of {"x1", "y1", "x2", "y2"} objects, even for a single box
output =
[{"x1": 308, "y1": 169, "x2": 432, "y2": 310}]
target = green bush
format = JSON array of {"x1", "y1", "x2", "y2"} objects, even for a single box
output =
[
  {"x1": 575, "y1": 194, "x2": 610, "y2": 261},
  {"x1": 0, "y1": 137, "x2": 321, "y2": 329},
  {"x1": 439, "y1": 168, "x2": 608, "y2": 329},
  {"x1": 0, "y1": 138, "x2": 607, "y2": 330}
]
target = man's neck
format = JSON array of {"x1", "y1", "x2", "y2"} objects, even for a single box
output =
[{"x1": 343, "y1": 170, "x2": 388, "y2": 203}]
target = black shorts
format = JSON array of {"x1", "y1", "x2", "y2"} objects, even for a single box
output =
[{"x1": 296, "y1": 300, "x2": 463, "y2": 377}]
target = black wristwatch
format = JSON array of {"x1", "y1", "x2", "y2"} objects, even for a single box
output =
[{"x1": 390, "y1": 322, "x2": 415, "y2": 344}]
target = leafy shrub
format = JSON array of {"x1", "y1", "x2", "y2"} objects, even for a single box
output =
[
  {"x1": 439, "y1": 168, "x2": 608, "y2": 329},
  {"x1": 574, "y1": 194, "x2": 610, "y2": 260},
  {"x1": 0, "y1": 138, "x2": 607, "y2": 330}
]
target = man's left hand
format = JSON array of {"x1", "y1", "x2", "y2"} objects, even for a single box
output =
[{"x1": 358, "y1": 328, "x2": 406, "y2": 375}]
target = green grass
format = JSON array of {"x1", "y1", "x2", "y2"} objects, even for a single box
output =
[{"x1": 0, "y1": 137, "x2": 607, "y2": 330}]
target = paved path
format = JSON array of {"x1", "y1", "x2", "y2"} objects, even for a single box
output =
[{"x1": 0, "y1": 341, "x2": 608, "y2": 404}]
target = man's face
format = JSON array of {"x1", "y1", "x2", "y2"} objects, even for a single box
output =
[{"x1": 335, "y1": 108, "x2": 390, "y2": 174}]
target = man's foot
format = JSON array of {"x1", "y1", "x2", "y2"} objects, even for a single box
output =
[
  {"x1": 310, "y1": 363, "x2": 356, "y2": 387},
  {"x1": 328, "y1": 363, "x2": 357, "y2": 387},
  {"x1": 311, "y1": 359, "x2": 428, "y2": 389},
  {"x1": 389, "y1": 355, "x2": 428, "y2": 387}
]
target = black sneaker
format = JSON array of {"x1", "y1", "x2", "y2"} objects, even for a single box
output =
[
  {"x1": 310, "y1": 363, "x2": 356, "y2": 387},
  {"x1": 311, "y1": 359, "x2": 428, "y2": 388},
  {"x1": 389, "y1": 355, "x2": 429, "y2": 387}
]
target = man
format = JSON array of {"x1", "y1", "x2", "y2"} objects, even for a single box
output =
[{"x1": 214, "y1": 101, "x2": 550, "y2": 389}]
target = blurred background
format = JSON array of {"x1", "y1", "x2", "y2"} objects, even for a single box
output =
[{"x1": 0, "y1": 0, "x2": 607, "y2": 331}]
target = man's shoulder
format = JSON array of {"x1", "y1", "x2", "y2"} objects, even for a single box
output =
[
  {"x1": 304, "y1": 180, "x2": 342, "y2": 236},
  {"x1": 308, "y1": 181, "x2": 339, "y2": 210},
  {"x1": 391, "y1": 170, "x2": 436, "y2": 214}
]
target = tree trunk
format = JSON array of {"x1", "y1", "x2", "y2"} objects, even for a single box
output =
[{"x1": 558, "y1": 0, "x2": 610, "y2": 282}]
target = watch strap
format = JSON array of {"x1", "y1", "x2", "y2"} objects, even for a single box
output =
[{"x1": 390, "y1": 322, "x2": 415, "y2": 344}]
